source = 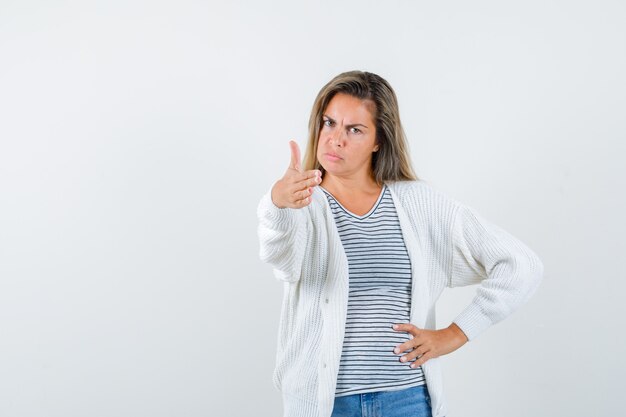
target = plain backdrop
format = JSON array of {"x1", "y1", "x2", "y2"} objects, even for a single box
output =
[{"x1": 1, "y1": 1, "x2": 624, "y2": 416}]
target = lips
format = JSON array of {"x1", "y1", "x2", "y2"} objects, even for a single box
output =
[{"x1": 324, "y1": 152, "x2": 343, "y2": 161}]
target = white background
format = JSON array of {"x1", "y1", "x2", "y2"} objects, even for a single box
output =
[{"x1": 1, "y1": 1, "x2": 624, "y2": 416}]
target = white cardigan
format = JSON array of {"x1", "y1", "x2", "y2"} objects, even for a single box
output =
[{"x1": 257, "y1": 180, "x2": 543, "y2": 417}]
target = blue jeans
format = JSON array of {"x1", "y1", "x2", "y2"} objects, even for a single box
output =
[{"x1": 330, "y1": 384, "x2": 432, "y2": 417}]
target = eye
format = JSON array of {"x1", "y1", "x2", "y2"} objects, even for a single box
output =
[
  {"x1": 349, "y1": 127, "x2": 361, "y2": 134},
  {"x1": 323, "y1": 119, "x2": 334, "y2": 127}
]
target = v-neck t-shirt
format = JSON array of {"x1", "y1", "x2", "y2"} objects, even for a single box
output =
[{"x1": 320, "y1": 185, "x2": 426, "y2": 397}]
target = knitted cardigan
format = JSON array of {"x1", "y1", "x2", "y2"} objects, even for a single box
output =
[{"x1": 257, "y1": 179, "x2": 544, "y2": 417}]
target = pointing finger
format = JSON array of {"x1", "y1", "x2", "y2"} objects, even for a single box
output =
[{"x1": 294, "y1": 171, "x2": 322, "y2": 189}]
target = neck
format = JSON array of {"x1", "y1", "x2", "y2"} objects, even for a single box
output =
[{"x1": 321, "y1": 172, "x2": 381, "y2": 195}]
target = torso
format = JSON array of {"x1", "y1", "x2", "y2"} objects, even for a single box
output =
[{"x1": 320, "y1": 184, "x2": 426, "y2": 396}]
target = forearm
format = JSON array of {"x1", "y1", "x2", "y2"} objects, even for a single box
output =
[{"x1": 257, "y1": 190, "x2": 308, "y2": 282}]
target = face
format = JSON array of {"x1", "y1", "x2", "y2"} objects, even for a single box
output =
[{"x1": 317, "y1": 93, "x2": 379, "y2": 179}]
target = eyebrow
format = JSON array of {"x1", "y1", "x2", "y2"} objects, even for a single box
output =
[{"x1": 323, "y1": 114, "x2": 370, "y2": 129}]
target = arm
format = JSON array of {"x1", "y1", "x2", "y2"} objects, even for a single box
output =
[
  {"x1": 257, "y1": 140, "x2": 322, "y2": 282},
  {"x1": 257, "y1": 190, "x2": 309, "y2": 282},
  {"x1": 450, "y1": 204, "x2": 544, "y2": 341},
  {"x1": 392, "y1": 203, "x2": 543, "y2": 366}
]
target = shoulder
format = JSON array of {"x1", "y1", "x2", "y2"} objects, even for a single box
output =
[
  {"x1": 310, "y1": 187, "x2": 329, "y2": 211},
  {"x1": 386, "y1": 179, "x2": 463, "y2": 212}
]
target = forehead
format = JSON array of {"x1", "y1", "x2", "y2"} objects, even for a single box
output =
[{"x1": 324, "y1": 93, "x2": 376, "y2": 122}]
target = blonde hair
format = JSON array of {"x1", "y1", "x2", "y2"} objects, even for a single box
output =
[{"x1": 303, "y1": 70, "x2": 418, "y2": 183}]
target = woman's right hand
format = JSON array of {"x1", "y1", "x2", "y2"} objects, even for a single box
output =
[{"x1": 271, "y1": 141, "x2": 322, "y2": 209}]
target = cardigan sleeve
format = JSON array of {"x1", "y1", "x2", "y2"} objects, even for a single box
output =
[
  {"x1": 449, "y1": 204, "x2": 544, "y2": 341},
  {"x1": 257, "y1": 188, "x2": 309, "y2": 283}
]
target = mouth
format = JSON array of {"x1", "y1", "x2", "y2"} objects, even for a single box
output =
[{"x1": 324, "y1": 152, "x2": 343, "y2": 161}]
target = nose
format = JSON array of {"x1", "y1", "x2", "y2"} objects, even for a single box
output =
[{"x1": 328, "y1": 129, "x2": 343, "y2": 147}]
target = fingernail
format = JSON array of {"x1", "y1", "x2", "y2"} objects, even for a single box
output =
[
  {"x1": 410, "y1": 364, "x2": 416, "y2": 368},
  {"x1": 392, "y1": 324, "x2": 398, "y2": 330},
  {"x1": 400, "y1": 357, "x2": 406, "y2": 362},
  {"x1": 394, "y1": 348, "x2": 399, "y2": 354}
]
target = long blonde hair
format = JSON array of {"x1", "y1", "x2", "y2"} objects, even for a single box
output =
[{"x1": 303, "y1": 70, "x2": 418, "y2": 183}]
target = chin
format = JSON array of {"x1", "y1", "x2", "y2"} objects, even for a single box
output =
[{"x1": 317, "y1": 160, "x2": 331, "y2": 173}]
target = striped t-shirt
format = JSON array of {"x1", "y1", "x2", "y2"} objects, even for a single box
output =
[{"x1": 321, "y1": 184, "x2": 426, "y2": 397}]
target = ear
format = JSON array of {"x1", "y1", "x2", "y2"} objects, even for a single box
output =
[{"x1": 373, "y1": 143, "x2": 379, "y2": 152}]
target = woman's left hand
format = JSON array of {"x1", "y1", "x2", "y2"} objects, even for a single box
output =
[{"x1": 392, "y1": 323, "x2": 469, "y2": 368}]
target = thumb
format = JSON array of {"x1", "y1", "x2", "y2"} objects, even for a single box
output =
[{"x1": 289, "y1": 140, "x2": 302, "y2": 172}]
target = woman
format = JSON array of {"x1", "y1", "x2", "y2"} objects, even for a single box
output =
[{"x1": 257, "y1": 71, "x2": 543, "y2": 417}]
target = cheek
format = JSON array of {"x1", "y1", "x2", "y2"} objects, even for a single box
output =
[
  {"x1": 316, "y1": 137, "x2": 324, "y2": 158},
  {"x1": 317, "y1": 132, "x2": 326, "y2": 148}
]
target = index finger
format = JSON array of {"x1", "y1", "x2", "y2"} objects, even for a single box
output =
[
  {"x1": 392, "y1": 323, "x2": 420, "y2": 333},
  {"x1": 292, "y1": 169, "x2": 322, "y2": 189}
]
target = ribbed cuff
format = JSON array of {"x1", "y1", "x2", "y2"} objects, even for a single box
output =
[
  {"x1": 257, "y1": 189, "x2": 300, "y2": 227},
  {"x1": 452, "y1": 303, "x2": 494, "y2": 341}
]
